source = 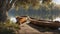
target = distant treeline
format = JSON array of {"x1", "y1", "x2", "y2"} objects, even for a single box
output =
[{"x1": 8, "y1": 5, "x2": 60, "y2": 20}]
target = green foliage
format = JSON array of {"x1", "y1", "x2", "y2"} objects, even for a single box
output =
[
  {"x1": 0, "y1": 20, "x2": 20, "y2": 34},
  {"x1": 14, "y1": 0, "x2": 40, "y2": 10},
  {"x1": 0, "y1": 0, "x2": 53, "y2": 11},
  {"x1": 42, "y1": 0, "x2": 52, "y2": 4}
]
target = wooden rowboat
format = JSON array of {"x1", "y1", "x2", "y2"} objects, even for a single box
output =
[{"x1": 29, "y1": 18, "x2": 60, "y2": 28}]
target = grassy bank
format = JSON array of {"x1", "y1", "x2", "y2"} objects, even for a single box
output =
[{"x1": 0, "y1": 20, "x2": 20, "y2": 34}]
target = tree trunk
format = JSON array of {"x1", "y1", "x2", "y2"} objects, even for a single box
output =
[
  {"x1": 0, "y1": 10, "x2": 8, "y2": 22},
  {"x1": 0, "y1": 0, "x2": 16, "y2": 22}
]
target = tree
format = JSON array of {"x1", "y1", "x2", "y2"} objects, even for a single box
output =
[{"x1": 0, "y1": 0, "x2": 52, "y2": 22}]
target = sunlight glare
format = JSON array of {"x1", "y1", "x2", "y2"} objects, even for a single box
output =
[
  {"x1": 10, "y1": 17, "x2": 17, "y2": 23},
  {"x1": 53, "y1": 0, "x2": 60, "y2": 5},
  {"x1": 53, "y1": 17, "x2": 60, "y2": 22}
]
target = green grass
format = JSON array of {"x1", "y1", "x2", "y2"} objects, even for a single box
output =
[{"x1": 0, "y1": 20, "x2": 20, "y2": 34}]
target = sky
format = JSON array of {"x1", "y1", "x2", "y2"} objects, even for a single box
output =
[{"x1": 52, "y1": 0, "x2": 60, "y2": 5}]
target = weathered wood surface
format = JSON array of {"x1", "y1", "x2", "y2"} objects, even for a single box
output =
[
  {"x1": 16, "y1": 16, "x2": 60, "y2": 28},
  {"x1": 15, "y1": 16, "x2": 60, "y2": 34},
  {"x1": 29, "y1": 18, "x2": 60, "y2": 28}
]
